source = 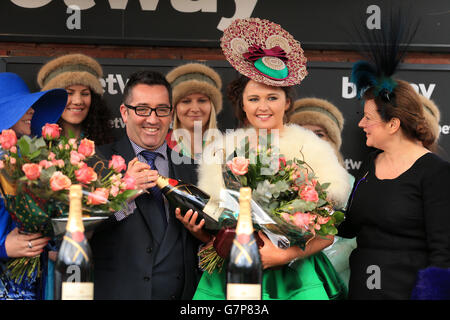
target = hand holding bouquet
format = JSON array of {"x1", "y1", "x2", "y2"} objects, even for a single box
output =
[{"x1": 199, "y1": 136, "x2": 344, "y2": 273}]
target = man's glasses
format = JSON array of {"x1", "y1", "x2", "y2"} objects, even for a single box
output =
[{"x1": 124, "y1": 104, "x2": 172, "y2": 117}]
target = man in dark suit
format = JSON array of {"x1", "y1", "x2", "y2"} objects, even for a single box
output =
[{"x1": 90, "y1": 71, "x2": 201, "y2": 300}]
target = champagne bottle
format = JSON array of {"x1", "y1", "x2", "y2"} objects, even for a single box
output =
[
  {"x1": 155, "y1": 174, "x2": 223, "y2": 233},
  {"x1": 226, "y1": 187, "x2": 262, "y2": 300},
  {"x1": 54, "y1": 184, "x2": 93, "y2": 300}
]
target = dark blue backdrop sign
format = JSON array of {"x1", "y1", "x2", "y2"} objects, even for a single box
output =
[
  {"x1": 0, "y1": 0, "x2": 449, "y2": 51},
  {"x1": 1, "y1": 56, "x2": 449, "y2": 176}
]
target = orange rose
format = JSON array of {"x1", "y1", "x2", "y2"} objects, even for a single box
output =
[
  {"x1": 0, "y1": 129, "x2": 17, "y2": 150},
  {"x1": 77, "y1": 138, "x2": 95, "y2": 157},
  {"x1": 50, "y1": 171, "x2": 72, "y2": 191},
  {"x1": 42, "y1": 123, "x2": 61, "y2": 140},
  {"x1": 22, "y1": 163, "x2": 41, "y2": 180}
]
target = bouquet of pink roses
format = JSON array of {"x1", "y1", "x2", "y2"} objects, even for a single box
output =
[
  {"x1": 199, "y1": 136, "x2": 344, "y2": 273},
  {"x1": 0, "y1": 123, "x2": 137, "y2": 283}
]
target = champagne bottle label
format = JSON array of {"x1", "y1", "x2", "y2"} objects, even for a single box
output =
[
  {"x1": 62, "y1": 282, "x2": 94, "y2": 300},
  {"x1": 226, "y1": 283, "x2": 261, "y2": 300}
]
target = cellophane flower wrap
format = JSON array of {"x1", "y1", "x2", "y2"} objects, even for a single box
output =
[
  {"x1": 199, "y1": 135, "x2": 344, "y2": 273},
  {"x1": 0, "y1": 124, "x2": 138, "y2": 284}
]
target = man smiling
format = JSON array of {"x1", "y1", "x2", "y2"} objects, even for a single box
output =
[{"x1": 90, "y1": 71, "x2": 201, "y2": 300}]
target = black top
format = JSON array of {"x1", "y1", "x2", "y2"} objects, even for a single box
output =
[{"x1": 339, "y1": 151, "x2": 450, "y2": 299}]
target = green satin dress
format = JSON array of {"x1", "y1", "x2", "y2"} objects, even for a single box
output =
[{"x1": 193, "y1": 251, "x2": 347, "y2": 300}]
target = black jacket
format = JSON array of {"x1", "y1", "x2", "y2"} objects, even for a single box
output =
[{"x1": 90, "y1": 135, "x2": 201, "y2": 300}]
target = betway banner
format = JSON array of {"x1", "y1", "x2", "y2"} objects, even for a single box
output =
[
  {"x1": 0, "y1": 0, "x2": 449, "y2": 51},
  {"x1": 2, "y1": 56, "x2": 449, "y2": 176}
]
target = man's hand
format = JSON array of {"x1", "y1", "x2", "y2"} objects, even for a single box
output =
[
  {"x1": 175, "y1": 208, "x2": 212, "y2": 243},
  {"x1": 126, "y1": 157, "x2": 158, "y2": 193}
]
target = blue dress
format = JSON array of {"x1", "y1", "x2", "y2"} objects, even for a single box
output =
[{"x1": 0, "y1": 197, "x2": 39, "y2": 300}]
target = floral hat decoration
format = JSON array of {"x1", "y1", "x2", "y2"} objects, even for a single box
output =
[{"x1": 221, "y1": 17, "x2": 307, "y2": 87}]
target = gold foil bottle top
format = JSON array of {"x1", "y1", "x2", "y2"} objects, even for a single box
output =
[
  {"x1": 67, "y1": 184, "x2": 84, "y2": 232},
  {"x1": 237, "y1": 187, "x2": 253, "y2": 235},
  {"x1": 156, "y1": 174, "x2": 170, "y2": 189},
  {"x1": 239, "y1": 187, "x2": 251, "y2": 201}
]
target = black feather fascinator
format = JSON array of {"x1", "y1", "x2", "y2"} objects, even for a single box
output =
[{"x1": 350, "y1": 4, "x2": 420, "y2": 102}]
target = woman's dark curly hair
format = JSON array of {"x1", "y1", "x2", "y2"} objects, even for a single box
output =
[
  {"x1": 226, "y1": 75, "x2": 295, "y2": 128},
  {"x1": 58, "y1": 91, "x2": 115, "y2": 145}
]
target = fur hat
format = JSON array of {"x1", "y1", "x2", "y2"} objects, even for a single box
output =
[
  {"x1": 420, "y1": 95, "x2": 441, "y2": 143},
  {"x1": 37, "y1": 53, "x2": 103, "y2": 95},
  {"x1": 288, "y1": 98, "x2": 344, "y2": 151},
  {"x1": 166, "y1": 63, "x2": 223, "y2": 114}
]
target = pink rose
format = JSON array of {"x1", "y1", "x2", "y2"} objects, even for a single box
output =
[
  {"x1": 77, "y1": 138, "x2": 95, "y2": 157},
  {"x1": 293, "y1": 212, "x2": 315, "y2": 229},
  {"x1": 75, "y1": 163, "x2": 98, "y2": 184},
  {"x1": 226, "y1": 157, "x2": 249, "y2": 176},
  {"x1": 70, "y1": 150, "x2": 86, "y2": 166},
  {"x1": 50, "y1": 171, "x2": 72, "y2": 191},
  {"x1": 22, "y1": 163, "x2": 41, "y2": 180},
  {"x1": 281, "y1": 212, "x2": 291, "y2": 223},
  {"x1": 39, "y1": 159, "x2": 54, "y2": 169},
  {"x1": 122, "y1": 174, "x2": 136, "y2": 190},
  {"x1": 42, "y1": 123, "x2": 61, "y2": 140},
  {"x1": 110, "y1": 185, "x2": 120, "y2": 197},
  {"x1": 299, "y1": 185, "x2": 319, "y2": 202},
  {"x1": 108, "y1": 155, "x2": 127, "y2": 173},
  {"x1": 0, "y1": 129, "x2": 17, "y2": 150},
  {"x1": 87, "y1": 188, "x2": 109, "y2": 205}
]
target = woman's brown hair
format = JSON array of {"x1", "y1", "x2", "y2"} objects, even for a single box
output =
[{"x1": 363, "y1": 79, "x2": 436, "y2": 151}]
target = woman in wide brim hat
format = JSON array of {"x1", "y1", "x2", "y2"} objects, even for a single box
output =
[
  {"x1": 37, "y1": 53, "x2": 114, "y2": 145},
  {"x1": 165, "y1": 63, "x2": 223, "y2": 160},
  {"x1": 0, "y1": 73, "x2": 67, "y2": 135},
  {"x1": 182, "y1": 18, "x2": 350, "y2": 300},
  {"x1": 0, "y1": 72, "x2": 67, "y2": 300}
]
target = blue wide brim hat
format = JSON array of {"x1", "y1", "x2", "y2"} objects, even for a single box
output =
[{"x1": 0, "y1": 72, "x2": 67, "y2": 136}]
